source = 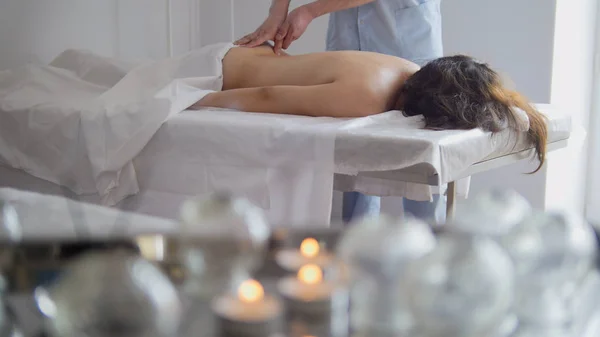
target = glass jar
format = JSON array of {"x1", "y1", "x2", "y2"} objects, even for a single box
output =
[
  {"x1": 178, "y1": 192, "x2": 271, "y2": 298},
  {"x1": 502, "y1": 210, "x2": 598, "y2": 326},
  {"x1": 336, "y1": 214, "x2": 436, "y2": 335},
  {"x1": 407, "y1": 232, "x2": 515, "y2": 337},
  {"x1": 451, "y1": 188, "x2": 532, "y2": 237}
]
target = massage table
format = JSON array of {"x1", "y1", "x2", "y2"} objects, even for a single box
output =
[
  {"x1": 332, "y1": 103, "x2": 572, "y2": 220},
  {"x1": 0, "y1": 102, "x2": 572, "y2": 225},
  {"x1": 0, "y1": 47, "x2": 574, "y2": 225},
  {"x1": 343, "y1": 136, "x2": 569, "y2": 220}
]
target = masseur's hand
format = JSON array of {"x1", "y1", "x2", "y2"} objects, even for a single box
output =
[
  {"x1": 234, "y1": 12, "x2": 287, "y2": 48},
  {"x1": 274, "y1": 5, "x2": 315, "y2": 52}
]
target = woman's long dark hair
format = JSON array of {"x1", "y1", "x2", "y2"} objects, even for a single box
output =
[{"x1": 401, "y1": 55, "x2": 548, "y2": 173}]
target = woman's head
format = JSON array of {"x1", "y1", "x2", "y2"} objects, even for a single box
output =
[{"x1": 400, "y1": 55, "x2": 548, "y2": 172}]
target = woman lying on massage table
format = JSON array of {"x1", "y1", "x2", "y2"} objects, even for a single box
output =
[{"x1": 193, "y1": 43, "x2": 547, "y2": 171}]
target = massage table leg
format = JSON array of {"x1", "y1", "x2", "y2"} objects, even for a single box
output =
[{"x1": 446, "y1": 181, "x2": 457, "y2": 222}]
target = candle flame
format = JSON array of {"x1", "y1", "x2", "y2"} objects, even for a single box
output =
[
  {"x1": 300, "y1": 237, "x2": 320, "y2": 258},
  {"x1": 237, "y1": 279, "x2": 264, "y2": 303},
  {"x1": 297, "y1": 264, "x2": 323, "y2": 285}
]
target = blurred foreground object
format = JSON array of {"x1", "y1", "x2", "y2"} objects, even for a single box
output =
[
  {"x1": 505, "y1": 210, "x2": 598, "y2": 326},
  {"x1": 407, "y1": 232, "x2": 516, "y2": 337},
  {"x1": 452, "y1": 188, "x2": 532, "y2": 237},
  {"x1": 0, "y1": 201, "x2": 21, "y2": 243},
  {"x1": 179, "y1": 193, "x2": 271, "y2": 299},
  {"x1": 212, "y1": 278, "x2": 284, "y2": 337},
  {"x1": 450, "y1": 188, "x2": 599, "y2": 331},
  {"x1": 337, "y1": 215, "x2": 436, "y2": 335},
  {"x1": 0, "y1": 200, "x2": 23, "y2": 337},
  {"x1": 35, "y1": 250, "x2": 182, "y2": 337}
]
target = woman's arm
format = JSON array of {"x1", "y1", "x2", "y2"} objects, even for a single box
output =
[{"x1": 192, "y1": 83, "x2": 378, "y2": 118}]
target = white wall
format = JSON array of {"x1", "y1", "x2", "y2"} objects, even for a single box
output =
[
  {"x1": 546, "y1": 0, "x2": 598, "y2": 216},
  {"x1": 0, "y1": 0, "x2": 197, "y2": 70},
  {"x1": 585, "y1": 4, "x2": 600, "y2": 225},
  {"x1": 442, "y1": 0, "x2": 556, "y2": 103},
  {"x1": 0, "y1": 0, "x2": 119, "y2": 70}
]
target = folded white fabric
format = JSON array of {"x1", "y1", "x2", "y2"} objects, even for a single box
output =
[
  {"x1": 0, "y1": 43, "x2": 233, "y2": 205},
  {"x1": 49, "y1": 48, "x2": 136, "y2": 88},
  {"x1": 81, "y1": 43, "x2": 235, "y2": 205},
  {"x1": 141, "y1": 108, "x2": 338, "y2": 225}
]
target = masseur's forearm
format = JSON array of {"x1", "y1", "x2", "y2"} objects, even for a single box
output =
[{"x1": 305, "y1": 0, "x2": 376, "y2": 17}]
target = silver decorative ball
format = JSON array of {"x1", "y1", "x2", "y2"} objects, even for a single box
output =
[
  {"x1": 337, "y1": 215, "x2": 437, "y2": 334},
  {"x1": 502, "y1": 210, "x2": 597, "y2": 324},
  {"x1": 337, "y1": 215, "x2": 436, "y2": 278},
  {"x1": 452, "y1": 188, "x2": 532, "y2": 237},
  {"x1": 503, "y1": 210, "x2": 596, "y2": 283},
  {"x1": 408, "y1": 233, "x2": 515, "y2": 337},
  {"x1": 179, "y1": 192, "x2": 271, "y2": 297}
]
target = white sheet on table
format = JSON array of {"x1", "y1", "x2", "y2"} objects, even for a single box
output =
[
  {"x1": 0, "y1": 45, "x2": 338, "y2": 225},
  {"x1": 331, "y1": 104, "x2": 571, "y2": 200},
  {"x1": 0, "y1": 187, "x2": 177, "y2": 241},
  {"x1": 150, "y1": 106, "x2": 570, "y2": 203},
  {"x1": 131, "y1": 108, "x2": 339, "y2": 226}
]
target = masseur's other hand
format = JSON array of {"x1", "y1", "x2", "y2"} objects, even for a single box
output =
[
  {"x1": 274, "y1": 5, "x2": 315, "y2": 52},
  {"x1": 234, "y1": 13, "x2": 286, "y2": 48}
]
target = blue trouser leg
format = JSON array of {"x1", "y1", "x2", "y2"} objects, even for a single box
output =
[
  {"x1": 403, "y1": 194, "x2": 446, "y2": 225},
  {"x1": 342, "y1": 192, "x2": 446, "y2": 225},
  {"x1": 342, "y1": 192, "x2": 381, "y2": 223}
]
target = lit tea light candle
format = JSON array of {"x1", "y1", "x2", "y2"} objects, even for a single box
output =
[
  {"x1": 301, "y1": 238, "x2": 320, "y2": 258},
  {"x1": 277, "y1": 264, "x2": 349, "y2": 321},
  {"x1": 212, "y1": 279, "x2": 283, "y2": 337},
  {"x1": 275, "y1": 237, "x2": 335, "y2": 272}
]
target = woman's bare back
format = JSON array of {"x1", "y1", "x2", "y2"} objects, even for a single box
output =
[
  {"x1": 223, "y1": 44, "x2": 417, "y2": 90},
  {"x1": 195, "y1": 44, "x2": 420, "y2": 118}
]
